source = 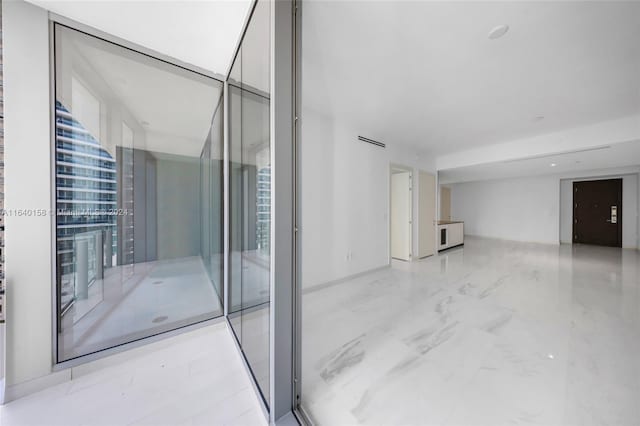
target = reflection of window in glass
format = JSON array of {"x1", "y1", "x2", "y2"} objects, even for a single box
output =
[
  {"x1": 71, "y1": 76, "x2": 101, "y2": 140},
  {"x1": 255, "y1": 147, "x2": 270, "y2": 255},
  {"x1": 55, "y1": 100, "x2": 117, "y2": 317},
  {"x1": 54, "y1": 24, "x2": 224, "y2": 363},
  {"x1": 118, "y1": 123, "x2": 134, "y2": 268}
]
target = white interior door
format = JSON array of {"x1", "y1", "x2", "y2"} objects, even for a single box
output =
[
  {"x1": 418, "y1": 171, "x2": 436, "y2": 258},
  {"x1": 391, "y1": 171, "x2": 412, "y2": 261}
]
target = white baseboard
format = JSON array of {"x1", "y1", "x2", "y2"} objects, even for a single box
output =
[
  {"x1": 3, "y1": 369, "x2": 71, "y2": 404},
  {"x1": 464, "y1": 234, "x2": 560, "y2": 246},
  {"x1": 302, "y1": 265, "x2": 391, "y2": 295}
]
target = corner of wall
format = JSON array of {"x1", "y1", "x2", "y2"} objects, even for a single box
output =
[{"x1": 3, "y1": 0, "x2": 55, "y2": 389}]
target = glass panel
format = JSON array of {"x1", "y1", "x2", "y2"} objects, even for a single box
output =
[
  {"x1": 54, "y1": 24, "x2": 224, "y2": 362},
  {"x1": 241, "y1": 0, "x2": 271, "y2": 404},
  {"x1": 229, "y1": 46, "x2": 243, "y2": 345},
  {"x1": 228, "y1": 0, "x2": 271, "y2": 407}
]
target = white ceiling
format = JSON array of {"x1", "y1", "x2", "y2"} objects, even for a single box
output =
[
  {"x1": 439, "y1": 139, "x2": 640, "y2": 184},
  {"x1": 302, "y1": 1, "x2": 640, "y2": 155},
  {"x1": 57, "y1": 24, "x2": 222, "y2": 157},
  {"x1": 27, "y1": 0, "x2": 252, "y2": 76}
]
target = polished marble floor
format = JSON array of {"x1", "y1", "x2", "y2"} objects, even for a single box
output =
[
  {"x1": 1, "y1": 323, "x2": 266, "y2": 426},
  {"x1": 301, "y1": 237, "x2": 640, "y2": 425}
]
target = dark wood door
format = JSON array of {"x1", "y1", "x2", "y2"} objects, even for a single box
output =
[{"x1": 573, "y1": 179, "x2": 622, "y2": 247}]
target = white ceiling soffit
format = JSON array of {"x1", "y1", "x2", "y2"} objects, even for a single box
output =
[
  {"x1": 302, "y1": 1, "x2": 640, "y2": 154},
  {"x1": 27, "y1": 0, "x2": 253, "y2": 76},
  {"x1": 438, "y1": 140, "x2": 640, "y2": 184}
]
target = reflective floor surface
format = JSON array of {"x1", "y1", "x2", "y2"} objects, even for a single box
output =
[
  {"x1": 302, "y1": 237, "x2": 640, "y2": 425},
  {"x1": 60, "y1": 256, "x2": 223, "y2": 361},
  {"x1": 1, "y1": 323, "x2": 266, "y2": 426}
]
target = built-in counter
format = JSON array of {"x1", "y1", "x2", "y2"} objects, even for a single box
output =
[{"x1": 437, "y1": 220, "x2": 464, "y2": 251}]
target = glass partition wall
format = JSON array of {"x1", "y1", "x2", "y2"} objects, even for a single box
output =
[
  {"x1": 227, "y1": 0, "x2": 272, "y2": 408},
  {"x1": 53, "y1": 0, "x2": 275, "y2": 414},
  {"x1": 54, "y1": 24, "x2": 224, "y2": 362}
]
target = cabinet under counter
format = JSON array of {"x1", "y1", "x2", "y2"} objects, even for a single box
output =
[{"x1": 437, "y1": 221, "x2": 464, "y2": 251}]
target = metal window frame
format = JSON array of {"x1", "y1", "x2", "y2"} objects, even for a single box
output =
[
  {"x1": 48, "y1": 15, "x2": 227, "y2": 370},
  {"x1": 50, "y1": 13, "x2": 226, "y2": 83},
  {"x1": 291, "y1": 1, "x2": 313, "y2": 423},
  {"x1": 270, "y1": 0, "x2": 304, "y2": 423}
]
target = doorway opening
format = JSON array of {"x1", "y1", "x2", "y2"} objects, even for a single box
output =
[{"x1": 390, "y1": 165, "x2": 413, "y2": 261}]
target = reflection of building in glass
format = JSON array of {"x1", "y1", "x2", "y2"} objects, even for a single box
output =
[
  {"x1": 55, "y1": 101, "x2": 117, "y2": 308},
  {"x1": 256, "y1": 165, "x2": 270, "y2": 254}
]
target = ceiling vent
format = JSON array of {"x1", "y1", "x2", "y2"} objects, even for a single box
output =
[{"x1": 358, "y1": 136, "x2": 385, "y2": 148}]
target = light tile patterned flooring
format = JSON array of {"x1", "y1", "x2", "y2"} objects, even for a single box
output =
[
  {"x1": 0, "y1": 323, "x2": 266, "y2": 426},
  {"x1": 302, "y1": 237, "x2": 640, "y2": 425}
]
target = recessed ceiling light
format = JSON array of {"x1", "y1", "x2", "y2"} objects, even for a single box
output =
[
  {"x1": 550, "y1": 163, "x2": 557, "y2": 167},
  {"x1": 533, "y1": 116, "x2": 545, "y2": 122},
  {"x1": 488, "y1": 24, "x2": 509, "y2": 40}
]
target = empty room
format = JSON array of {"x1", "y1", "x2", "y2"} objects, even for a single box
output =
[
  {"x1": 298, "y1": 1, "x2": 640, "y2": 425},
  {"x1": 1, "y1": 1, "x2": 638, "y2": 425}
]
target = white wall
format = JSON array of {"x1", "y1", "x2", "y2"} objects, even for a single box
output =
[
  {"x1": 450, "y1": 168, "x2": 640, "y2": 248},
  {"x1": 3, "y1": 0, "x2": 56, "y2": 390},
  {"x1": 450, "y1": 176, "x2": 560, "y2": 244},
  {"x1": 560, "y1": 173, "x2": 639, "y2": 249},
  {"x1": 300, "y1": 107, "x2": 435, "y2": 289},
  {"x1": 559, "y1": 180, "x2": 572, "y2": 245}
]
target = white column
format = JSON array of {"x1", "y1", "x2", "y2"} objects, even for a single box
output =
[{"x1": 3, "y1": 0, "x2": 54, "y2": 393}]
